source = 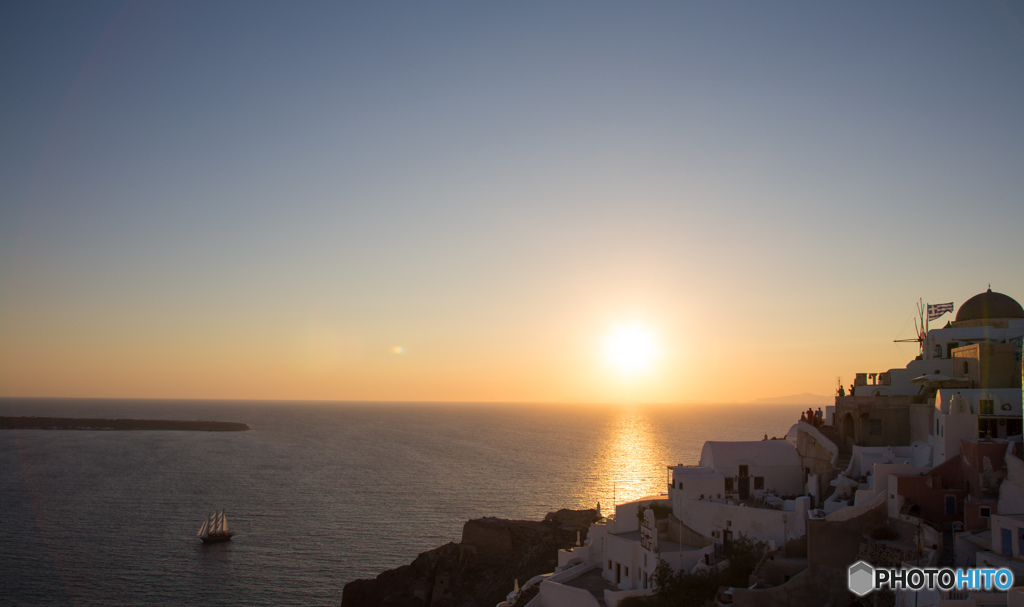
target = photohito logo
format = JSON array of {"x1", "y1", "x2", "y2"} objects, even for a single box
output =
[{"x1": 848, "y1": 561, "x2": 1014, "y2": 596}]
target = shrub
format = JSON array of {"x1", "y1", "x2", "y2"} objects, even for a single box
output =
[{"x1": 649, "y1": 536, "x2": 769, "y2": 607}]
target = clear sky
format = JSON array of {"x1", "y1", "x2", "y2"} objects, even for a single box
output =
[{"x1": 2, "y1": 1, "x2": 1023, "y2": 404}]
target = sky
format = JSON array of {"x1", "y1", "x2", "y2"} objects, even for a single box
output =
[{"x1": 2, "y1": 1, "x2": 1023, "y2": 404}]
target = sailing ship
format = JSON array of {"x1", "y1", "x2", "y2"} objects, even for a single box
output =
[{"x1": 197, "y1": 510, "x2": 234, "y2": 543}]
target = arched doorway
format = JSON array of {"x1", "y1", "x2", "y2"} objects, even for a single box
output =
[
  {"x1": 842, "y1": 412, "x2": 854, "y2": 448},
  {"x1": 859, "y1": 413, "x2": 871, "y2": 445}
]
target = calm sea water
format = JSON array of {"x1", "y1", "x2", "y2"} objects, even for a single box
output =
[{"x1": 0, "y1": 398, "x2": 802, "y2": 606}]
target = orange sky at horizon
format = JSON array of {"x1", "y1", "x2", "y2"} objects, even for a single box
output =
[{"x1": 0, "y1": 286, "x2": 951, "y2": 404}]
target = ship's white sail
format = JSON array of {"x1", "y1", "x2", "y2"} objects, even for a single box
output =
[{"x1": 198, "y1": 510, "x2": 233, "y2": 542}]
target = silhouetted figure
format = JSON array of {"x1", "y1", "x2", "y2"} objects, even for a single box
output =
[{"x1": 838, "y1": 385, "x2": 845, "y2": 397}]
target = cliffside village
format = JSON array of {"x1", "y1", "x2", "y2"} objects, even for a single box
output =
[{"x1": 502, "y1": 288, "x2": 1024, "y2": 607}]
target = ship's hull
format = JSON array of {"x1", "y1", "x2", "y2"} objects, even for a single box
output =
[{"x1": 200, "y1": 532, "x2": 234, "y2": 544}]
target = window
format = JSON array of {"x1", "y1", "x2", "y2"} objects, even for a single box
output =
[
  {"x1": 964, "y1": 361, "x2": 969, "y2": 374},
  {"x1": 870, "y1": 419, "x2": 882, "y2": 435},
  {"x1": 608, "y1": 560, "x2": 612, "y2": 570},
  {"x1": 754, "y1": 477, "x2": 764, "y2": 490},
  {"x1": 980, "y1": 400, "x2": 994, "y2": 415},
  {"x1": 725, "y1": 478, "x2": 734, "y2": 492},
  {"x1": 981, "y1": 507, "x2": 991, "y2": 518},
  {"x1": 739, "y1": 465, "x2": 749, "y2": 477},
  {"x1": 678, "y1": 481, "x2": 683, "y2": 490},
  {"x1": 624, "y1": 566, "x2": 629, "y2": 577}
]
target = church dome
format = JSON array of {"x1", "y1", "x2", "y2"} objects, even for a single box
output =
[{"x1": 955, "y1": 288, "x2": 1024, "y2": 322}]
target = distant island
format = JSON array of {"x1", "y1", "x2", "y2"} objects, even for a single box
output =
[
  {"x1": 0, "y1": 417, "x2": 250, "y2": 432},
  {"x1": 751, "y1": 392, "x2": 831, "y2": 405}
]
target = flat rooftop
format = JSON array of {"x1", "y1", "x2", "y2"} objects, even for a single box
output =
[
  {"x1": 959, "y1": 529, "x2": 993, "y2": 551},
  {"x1": 563, "y1": 568, "x2": 618, "y2": 604},
  {"x1": 611, "y1": 530, "x2": 701, "y2": 553}
]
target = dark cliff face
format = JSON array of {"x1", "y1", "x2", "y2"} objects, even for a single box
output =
[{"x1": 341, "y1": 509, "x2": 599, "y2": 607}]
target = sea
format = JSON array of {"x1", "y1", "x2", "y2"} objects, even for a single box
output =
[{"x1": 0, "y1": 398, "x2": 803, "y2": 606}]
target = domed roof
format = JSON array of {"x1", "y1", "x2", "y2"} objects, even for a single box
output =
[{"x1": 955, "y1": 288, "x2": 1024, "y2": 322}]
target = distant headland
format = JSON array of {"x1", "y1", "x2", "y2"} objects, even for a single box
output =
[
  {"x1": 751, "y1": 392, "x2": 830, "y2": 405},
  {"x1": 0, "y1": 417, "x2": 250, "y2": 432}
]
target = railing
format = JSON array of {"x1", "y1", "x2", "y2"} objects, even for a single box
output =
[{"x1": 546, "y1": 561, "x2": 596, "y2": 584}]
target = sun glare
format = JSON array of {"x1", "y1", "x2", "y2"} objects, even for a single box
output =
[{"x1": 605, "y1": 324, "x2": 658, "y2": 376}]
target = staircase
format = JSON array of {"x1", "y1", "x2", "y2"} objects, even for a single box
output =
[
  {"x1": 815, "y1": 425, "x2": 851, "y2": 473},
  {"x1": 939, "y1": 530, "x2": 955, "y2": 567},
  {"x1": 834, "y1": 451, "x2": 852, "y2": 475},
  {"x1": 816, "y1": 424, "x2": 839, "y2": 444}
]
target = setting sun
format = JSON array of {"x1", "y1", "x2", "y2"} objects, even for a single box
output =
[{"x1": 605, "y1": 324, "x2": 659, "y2": 377}]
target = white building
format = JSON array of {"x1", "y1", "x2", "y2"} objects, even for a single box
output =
[
  {"x1": 697, "y1": 440, "x2": 803, "y2": 499},
  {"x1": 668, "y1": 440, "x2": 810, "y2": 547},
  {"x1": 850, "y1": 289, "x2": 1024, "y2": 398},
  {"x1": 933, "y1": 388, "x2": 1023, "y2": 465}
]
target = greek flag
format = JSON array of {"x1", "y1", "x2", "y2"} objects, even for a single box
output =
[{"x1": 927, "y1": 302, "x2": 954, "y2": 321}]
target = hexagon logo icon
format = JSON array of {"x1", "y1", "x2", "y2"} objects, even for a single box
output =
[{"x1": 848, "y1": 561, "x2": 875, "y2": 596}]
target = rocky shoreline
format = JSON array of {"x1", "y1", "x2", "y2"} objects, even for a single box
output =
[
  {"x1": 341, "y1": 509, "x2": 600, "y2": 607},
  {"x1": 0, "y1": 416, "x2": 251, "y2": 431}
]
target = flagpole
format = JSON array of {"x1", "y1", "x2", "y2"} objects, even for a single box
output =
[{"x1": 922, "y1": 300, "x2": 928, "y2": 358}]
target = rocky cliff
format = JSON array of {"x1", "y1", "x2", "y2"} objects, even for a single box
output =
[{"x1": 341, "y1": 509, "x2": 599, "y2": 607}]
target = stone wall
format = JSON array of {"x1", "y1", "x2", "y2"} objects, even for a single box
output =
[
  {"x1": 796, "y1": 422, "x2": 838, "y2": 506},
  {"x1": 835, "y1": 396, "x2": 932, "y2": 448},
  {"x1": 857, "y1": 537, "x2": 916, "y2": 568},
  {"x1": 953, "y1": 342, "x2": 1021, "y2": 389},
  {"x1": 731, "y1": 493, "x2": 888, "y2": 607}
]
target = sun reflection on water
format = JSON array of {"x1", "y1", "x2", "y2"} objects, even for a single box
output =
[{"x1": 582, "y1": 406, "x2": 670, "y2": 511}]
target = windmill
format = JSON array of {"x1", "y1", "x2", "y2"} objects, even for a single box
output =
[{"x1": 893, "y1": 299, "x2": 928, "y2": 357}]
